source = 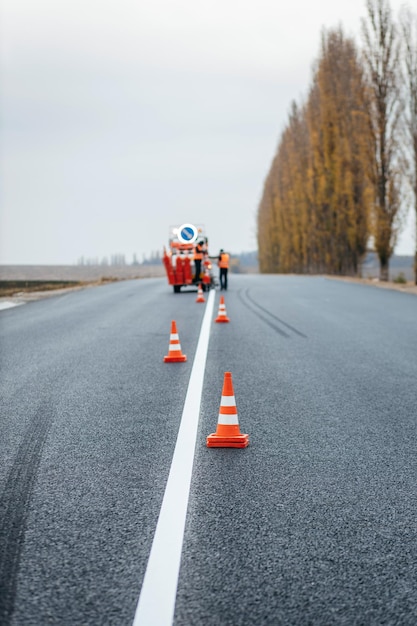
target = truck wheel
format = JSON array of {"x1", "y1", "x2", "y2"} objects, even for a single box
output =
[{"x1": 173, "y1": 285, "x2": 181, "y2": 293}]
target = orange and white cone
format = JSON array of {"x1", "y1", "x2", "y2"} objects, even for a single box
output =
[
  {"x1": 207, "y1": 372, "x2": 249, "y2": 448},
  {"x1": 215, "y1": 296, "x2": 230, "y2": 323},
  {"x1": 196, "y1": 284, "x2": 205, "y2": 303},
  {"x1": 163, "y1": 320, "x2": 187, "y2": 362}
]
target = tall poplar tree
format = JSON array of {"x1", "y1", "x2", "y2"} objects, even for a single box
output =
[
  {"x1": 361, "y1": 0, "x2": 403, "y2": 280},
  {"x1": 257, "y1": 28, "x2": 371, "y2": 275},
  {"x1": 400, "y1": 6, "x2": 417, "y2": 284},
  {"x1": 308, "y1": 29, "x2": 371, "y2": 274}
]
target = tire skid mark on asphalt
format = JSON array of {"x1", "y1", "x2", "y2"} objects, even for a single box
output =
[
  {"x1": 239, "y1": 288, "x2": 307, "y2": 338},
  {"x1": 245, "y1": 289, "x2": 308, "y2": 337},
  {"x1": 237, "y1": 289, "x2": 289, "y2": 337},
  {"x1": 0, "y1": 402, "x2": 54, "y2": 625}
]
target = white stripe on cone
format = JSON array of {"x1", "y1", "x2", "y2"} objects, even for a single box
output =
[
  {"x1": 218, "y1": 413, "x2": 239, "y2": 425},
  {"x1": 220, "y1": 396, "x2": 236, "y2": 406}
]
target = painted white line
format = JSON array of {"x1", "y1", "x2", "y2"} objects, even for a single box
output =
[
  {"x1": 0, "y1": 301, "x2": 25, "y2": 311},
  {"x1": 132, "y1": 288, "x2": 215, "y2": 626}
]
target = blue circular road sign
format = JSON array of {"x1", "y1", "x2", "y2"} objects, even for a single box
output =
[{"x1": 177, "y1": 223, "x2": 198, "y2": 243}]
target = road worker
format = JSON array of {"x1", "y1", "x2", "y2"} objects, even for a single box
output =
[
  {"x1": 218, "y1": 249, "x2": 230, "y2": 290},
  {"x1": 193, "y1": 239, "x2": 205, "y2": 283}
]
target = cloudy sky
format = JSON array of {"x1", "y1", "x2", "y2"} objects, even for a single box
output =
[{"x1": 0, "y1": 0, "x2": 414, "y2": 265}]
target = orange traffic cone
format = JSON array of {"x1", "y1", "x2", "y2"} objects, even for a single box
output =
[
  {"x1": 163, "y1": 320, "x2": 187, "y2": 362},
  {"x1": 215, "y1": 296, "x2": 230, "y2": 323},
  {"x1": 196, "y1": 284, "x2": 205, "y2": 303},
  {"x1": 207, "y1": 372, "x2": 249, "y2": 448}
]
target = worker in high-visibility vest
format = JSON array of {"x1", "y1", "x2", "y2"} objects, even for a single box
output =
[
  {"x1": 218, "y1": 249, "x2": 230, "y2": 290},
  {"x1": 194, "y1": 240, "x2": 205, "y2": 283}
]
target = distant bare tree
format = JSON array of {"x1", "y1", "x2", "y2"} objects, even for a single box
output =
[
  {"x1": 110, "y1": 254, "x2": 126, "y2": 266},
  {"x1": 361, "y1": 0, "x2": 403, "y2": 280},
  {"x1": 400, "y1": 6, "x2": 417, "y2": 284}
]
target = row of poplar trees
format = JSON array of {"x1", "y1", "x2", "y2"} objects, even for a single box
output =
[{"x1": 257, "y1": 0, "x2": 417, "y2": 282}]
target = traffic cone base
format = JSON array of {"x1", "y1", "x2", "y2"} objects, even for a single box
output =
[
  {"x1": 206, "y1": 432, "x2": 249, "y2": 448},
  {"x1": 215, "y1": 296, "x2": 230, "y2": 323},
  {"x1": 164, "y1": 353, "x2": 187, "y2": 363},
  {"x1": 164, "y1": 321, "x2": 187, "y2": 362},
  {"x1": 207, "y1": 372, "x2": 249, "y2": 448}
]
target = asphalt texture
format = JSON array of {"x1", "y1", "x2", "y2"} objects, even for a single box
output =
[{"x1": 1, "y1": 275, "x2": 417, "y2": 625}]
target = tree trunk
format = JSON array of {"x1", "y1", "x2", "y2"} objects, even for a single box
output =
[
  {"x1": 414, "y1": 249, "x2": 417, "y2": 285},
  {"x1": 414, "y1": 206, "x2": 417, "y2": 285},
  {"x1": 379, "y1": 257, "x2": 389, "y2": 281}
]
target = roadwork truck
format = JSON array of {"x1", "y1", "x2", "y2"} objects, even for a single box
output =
[{"x1": 162, "y1": 223, "x2": 216, "y2": 293}]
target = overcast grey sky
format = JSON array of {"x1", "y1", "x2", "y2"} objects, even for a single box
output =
[{"x1": 1, "y1": 0, "x2": 414, "y2": 264}]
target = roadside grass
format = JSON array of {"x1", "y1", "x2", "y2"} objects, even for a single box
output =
[{"x1": 393, "y1": 272, "x2": 407, "y2": 284}]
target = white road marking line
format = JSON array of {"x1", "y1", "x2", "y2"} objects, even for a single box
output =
[
  {"x1": 0, "y1": 301, "x2": 25, "y2": 311},
  {"x1": 132, "y1": 288, "x2": 215, "y2": 626}
]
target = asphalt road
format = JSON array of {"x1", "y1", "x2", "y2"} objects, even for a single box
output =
[{"x1": 1, "y1": 275, "x2": 417, "y2": 625}]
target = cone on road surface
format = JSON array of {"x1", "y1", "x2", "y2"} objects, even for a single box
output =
[
  {"x1": 196, "y1": 284, "x2": 205, "y2": 303},
  {"x1": 164, "y1": 320, "x2": 187, "y2": 362},
  {"x1": 215, "y1": 296, "x2": 230, "y2": 323},
  {"x1": 207, "y1": 372, "x2": 249, "y2": 448}
]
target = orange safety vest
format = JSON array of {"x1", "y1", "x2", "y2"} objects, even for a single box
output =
[
  {"x1": 194, "y1": 245, "x2": 204, "y2": 260},
  {"x1": 218, "y1": 253, "x2": 229, "y2": 268}
]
